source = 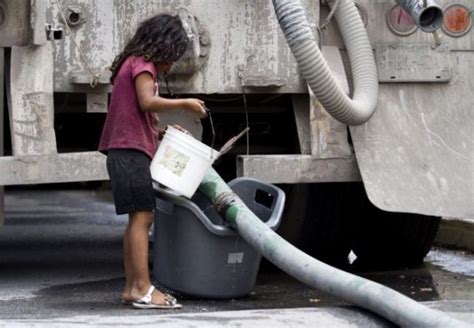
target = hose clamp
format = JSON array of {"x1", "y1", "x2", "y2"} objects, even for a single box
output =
[{"x1": 214, "y1": 192, "x2": 238, "y2": 216}]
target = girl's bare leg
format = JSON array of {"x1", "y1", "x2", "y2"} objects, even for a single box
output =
[
  {"x1": 125, "y1": 211, "x2": 166, "y2": 304},
  {"x1": 122, "y1": 223, "x2": 134, "y2": 301}
]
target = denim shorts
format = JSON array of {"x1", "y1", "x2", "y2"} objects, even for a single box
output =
[{"x1": 106, "y1": 149, "x2": 155, "y2": 215}]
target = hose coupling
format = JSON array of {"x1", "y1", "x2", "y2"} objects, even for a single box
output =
[
  {"x1": 214, "y1": 192, "x2": 239, "y2": 217},
  {"x1": 395, "y1": 0, "x2": 444, "y2": 33}
]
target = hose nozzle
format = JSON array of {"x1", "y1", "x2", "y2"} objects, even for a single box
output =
[{"x1": 395, "y1": 0, "x2": 444, "y2": 33}]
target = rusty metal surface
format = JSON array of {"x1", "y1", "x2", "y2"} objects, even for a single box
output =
[
  {"x1": 350, "y1": 50, "x2": 473, "y2": 219},
  {"x1": 48, "y1": 0, "x2": 319, "y2": 94}
]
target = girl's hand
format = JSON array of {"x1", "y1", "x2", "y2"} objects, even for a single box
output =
[
  {"x1": 158, "y1": 128, "x2": 166, "y2": 141},
  {"x1": 184, "y1": 98, "x2": 207, "y2": 118}
]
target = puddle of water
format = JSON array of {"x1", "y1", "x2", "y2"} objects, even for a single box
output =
[{"x1": 426, "y1": 247, "x2": 474, "y2": 277}]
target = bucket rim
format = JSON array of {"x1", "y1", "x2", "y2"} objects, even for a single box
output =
[
  {"x1": 165, "y1": 125, "x2": 220, "y2": 156},
  {"x1": 153, "y1": 182, "x2": 239, "y2": 236},
  {"x1": 163, "y1": 131, "x2": 220, "y2": 160}
]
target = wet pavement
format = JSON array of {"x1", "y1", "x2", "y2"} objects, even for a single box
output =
[{"x1": 0, "y1": 189, "x2": 473, "y2": 326}]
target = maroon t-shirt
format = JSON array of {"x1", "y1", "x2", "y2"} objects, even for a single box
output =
[{"x1": 99, "y1": 56, "x2": 159, "y2": 159}]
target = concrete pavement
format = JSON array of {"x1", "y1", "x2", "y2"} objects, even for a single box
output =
[{"x1": 0, "y1": 189, "x2": 473, "y2": 327}]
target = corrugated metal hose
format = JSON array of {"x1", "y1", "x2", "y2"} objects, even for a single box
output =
[{"x1": 272, "y1": 0, "x2": 379, "y2": 125}]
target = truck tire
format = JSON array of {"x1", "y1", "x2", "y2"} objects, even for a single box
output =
[
  {"x1": 352, "y1": 200, "x2": 441, "y2": 269},
  {"x1": 299, "y1": 183, "x2": 365, "y2": 268}
]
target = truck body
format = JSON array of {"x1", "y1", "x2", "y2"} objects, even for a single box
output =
[{"x1": 0, "y1": 0, "x2": 472, "y2": 264}]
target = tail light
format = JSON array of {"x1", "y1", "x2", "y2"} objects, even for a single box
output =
[
  {"x1": 443, "y1": 4, "x2": 472, "y2": 37},
  {"x1": 387, "y1": 4, "x2": 418, "y2": 36}
]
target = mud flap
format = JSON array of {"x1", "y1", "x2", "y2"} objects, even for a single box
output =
[{"x1": 350, "y1": 52, "x2": 473, "y2": 219}]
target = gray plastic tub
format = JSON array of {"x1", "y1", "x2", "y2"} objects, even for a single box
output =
[{"x1": 152, "y1": 177, "x2": 285, "y2": 299}]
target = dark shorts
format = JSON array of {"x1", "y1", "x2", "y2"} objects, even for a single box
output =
[{"x1": 106, "y1": 149, "x2": 155, "y2": 215}]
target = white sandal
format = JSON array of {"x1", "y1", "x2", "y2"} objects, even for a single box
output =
[{"x1": 132, "y1": 286, "x2": 182, "y2": 309}]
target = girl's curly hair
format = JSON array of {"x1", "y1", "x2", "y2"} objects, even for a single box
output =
[{"x1": 110, "y1": 14, "x2": 189, "y2": 84}]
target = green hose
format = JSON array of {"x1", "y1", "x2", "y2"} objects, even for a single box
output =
[{"x1": 199, "y1": 168, "x2": 468, "y2": 327}]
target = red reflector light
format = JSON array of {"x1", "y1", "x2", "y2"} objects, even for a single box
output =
[
  {"x1": 443, "y1": 4, "x2": 472, "y2": 37},
  {"x1": 387, "y1": 5, "x2": 417, "y2": 36}
]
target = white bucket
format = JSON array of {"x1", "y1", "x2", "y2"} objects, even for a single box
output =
[{"x1": 150, "y1": 125, "x2": 220, "y2": 198}]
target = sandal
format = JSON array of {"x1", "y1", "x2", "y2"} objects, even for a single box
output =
[{"x1": 132, "y1": 286, "x2": 182, "y2": 309}]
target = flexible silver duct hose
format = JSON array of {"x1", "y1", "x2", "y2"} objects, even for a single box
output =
[{"x1": 273, "y1": 0, "x2": 378, "y2": 125}]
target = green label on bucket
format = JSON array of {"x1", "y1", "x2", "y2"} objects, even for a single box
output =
[{"x1": 158, "y1": 145, "x2": 190, "y2": 176}]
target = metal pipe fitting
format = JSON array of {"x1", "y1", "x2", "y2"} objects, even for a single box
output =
[{"x1": 395, "y1": 0, "x2": 444, "y2": 33}]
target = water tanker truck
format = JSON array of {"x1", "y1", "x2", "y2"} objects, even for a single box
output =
[{"x1": 0, "y1": 0, "x2": 472, "y2": 269}]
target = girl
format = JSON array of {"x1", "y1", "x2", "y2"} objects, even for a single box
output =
[{"x1": 99, "y1": 14, "x2": 207, "y2": 309}]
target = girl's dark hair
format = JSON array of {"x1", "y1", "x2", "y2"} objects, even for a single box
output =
[{"x1": 110, "y1": 14, "x2": 189, "y2": 84}]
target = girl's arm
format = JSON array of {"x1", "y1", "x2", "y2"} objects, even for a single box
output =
[{"x1": 135, "y1": 72, "x2": 207, "y2": 117}]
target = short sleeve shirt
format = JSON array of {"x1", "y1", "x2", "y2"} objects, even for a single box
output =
[{"x1": 99, "y1": 56, "x2": 159, "y2": 159}]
